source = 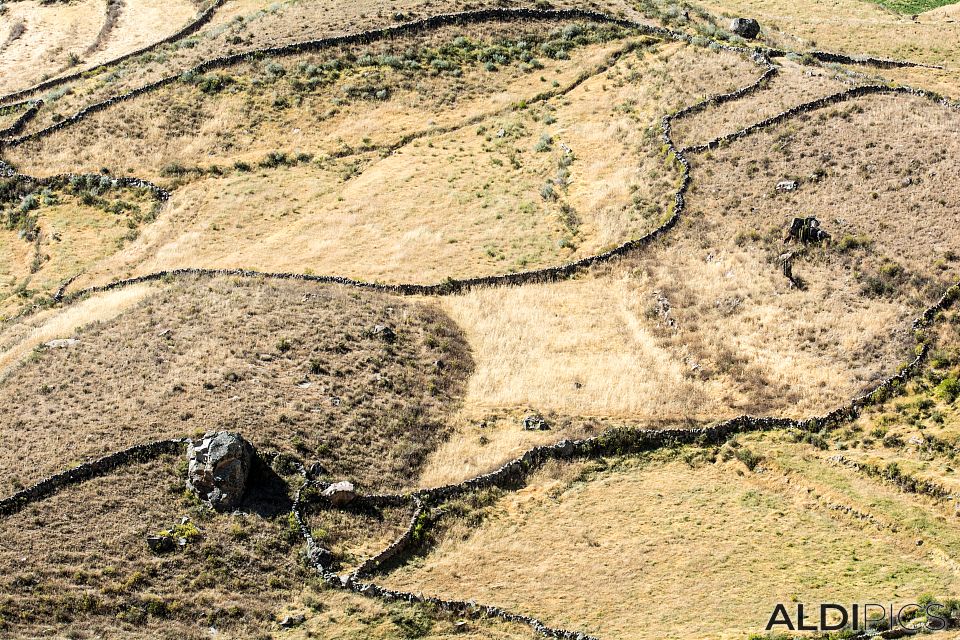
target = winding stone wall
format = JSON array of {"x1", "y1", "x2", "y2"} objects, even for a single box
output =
[{"x1": 0, "y1": 439, "x2": 186, "y2": 517}]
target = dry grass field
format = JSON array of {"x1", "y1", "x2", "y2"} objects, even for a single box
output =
[
  {"x1": 384, "y1": 453, "x2": 959, "y2": 640},
  {"x1": 0, "y1": 0, "x2": 198, "y2": 95},
  {"x1": 5, "y1": 0, "x2": 960, "y2": 638},
  {"x1": 0, "y1": 276, "x2": 472, "y2": 492},
  {"x1": 5, "y1": 29, "x2": 763, "y2": 293}
]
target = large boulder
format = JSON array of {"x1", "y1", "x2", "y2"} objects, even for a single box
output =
[
  {"x1": 187, "y1": 432, "x2": 254, "y2": 511},
  {"x1": 730, "y1": 17, "x2": 761, "y2": 39}
]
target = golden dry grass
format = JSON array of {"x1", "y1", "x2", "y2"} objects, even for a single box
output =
[
  {"x1": 0, "y1": 282, "x2": 154, "y2": 378},
  {"x1": 4, "y1": 37, "x2": 764, "y2": 295},
  {"x1": 385, "y1": 452, "x2": 959, "y2": 640},
  {"x1": 84, "y1": 0, "x2": 196, "y2": 67},
  {"x1": 703, "y1": 0, "x2": 960, "y2": 68},
  {"x1": 0, "y1": 0, "x2": 104, "y2": 94},
  {"x1": 0, "y1": 188, "x2": 159, "y2": 318},
  {"x1": 670, "y1": 57, "x2": 857, "y2": 149}
]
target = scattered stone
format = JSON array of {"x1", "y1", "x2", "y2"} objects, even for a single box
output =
[
  {"x1": 279, "y1": 614, "x2": 306, "y2": 628},
  {"x1": 776, "y1": 180, "x2": 798, "y2": 192},
  {"x1": 433, "y1": 359, "x2": 445, "y2": 371},
  {"x1": 496, "y1": 128, "x2": 506, "y2": 138},
  {"x1": 522, "y1": 413, "x2": 550, "y2": 431},
  {"x1": 146, "y1": 534, "x2": 174, "y2": 554},
  {"x1": 453, "y1": 621, "x2": 469, "y2": 633},
  {"x1": 901, "y1": 176, "x2": 914, "y2": 187},
  {"x1": 322, "y1": 481, "x2": 357, "y2": 507},
  {"x1": 257, "y1": 353, "x2": 274, "y2": 362},
  {"x1": 917, "y1": 539, "x2": 924, "y2": 546},
  {"x1": 730, "y1": 17, "x2": 760, "y2": 39},
  {"x1": 370, "y1": 324, "x2": 397, "y2": 343},
  {"x1": 43, "y1": 338, "x2": 79, "y2": 349},
  {"x1": 186, "y1": 432, "x2": 254, "y2": 511}
]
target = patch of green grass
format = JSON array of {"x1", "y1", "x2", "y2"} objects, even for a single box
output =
[{"x1": 865, "y1": 0, "x2": 958, "y2": 14}]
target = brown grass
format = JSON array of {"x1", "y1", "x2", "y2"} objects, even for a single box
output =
[
  {"x1": 0, "y1": 276, "x2": 472, "y2": 491},
  {"x1": 384, "y1": 451, "x2": 958, "y2": 640},
  {"x1": 670, "y1": 57, "x2": 859, "y2": 149},
  {"x1": 4, "y1": 36, "x2": 765, "y2": 296}
]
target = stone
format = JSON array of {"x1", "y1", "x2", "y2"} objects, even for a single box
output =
[
  {"x1": 186, "y1": 432, "x2": 254, "y2": 511},
  {"x1": 322, "y1": 480, "x2": 356, "y2": 507},
  {"x1": 43, "y1": 338, "x2": 80, "y2": 349},
  {"x1": 522, "y1": 413, "x2": 550, "y2": 431},
  {"x1": 370, "y1": 324, "x2": 397, "y2": 343},
  {"x1": 279, "y1": 614, "x2": 305, "y2": 628},
  {"x1": 730, "y1": 17, "x2": 761, "y2": 39},
  {"x1": 786, "y1": 216, "x2": 830, "y2": 245},
  {"x1": 146, "y1": 534, "x2": 174, "y2": 553},
  {"x1": 776, "y1": 180, "x2": 798, "y2": 192}
]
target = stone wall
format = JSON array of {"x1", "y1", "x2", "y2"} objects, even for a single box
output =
[
  {"x1": 0, "y1": 439, "x2": 185, "y2": 517},
  {"x1": 0, "y1": 0, "x2": 229, "y2": 106}
]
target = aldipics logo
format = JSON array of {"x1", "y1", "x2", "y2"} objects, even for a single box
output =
[{"x1": 766, "y1": 602, "x2": 955, "y2": 633}]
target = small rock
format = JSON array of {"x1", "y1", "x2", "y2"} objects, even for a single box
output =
[
  {"x1": 496, "y1": 128, "x2": 506, "y2": 138},
  {"x1": 522, "y1": 413, "x2": 550, "y2": 431},
  {"x1": 307, "y1": 462, "x2": 327, "y2": 478},
  {"x1": 322, "y1": 481, "x2": 356, "y2": 507},
  {"x1": 279, "y1": 614, "x2": 306, "y2": 628},
  {"x1": 186, "y1": 432, "x2": 254, "y2": 511},
  {"x1": 917, "y1": 539, "x2": 924, "y2": 546},
  {"x1": 370, "y1": 324, "x2": 397, "y2": 343},
  {"x1": 776, "y1": 180, "x2": 798, "y2": 192},
  {"x1": 43, "y1": 338, "x2": 80, "y2": 349},
  {"x1": 730, "y1": 17, "x2": 761, "y2": 39},
  {"x1": 901, "y1": 176, "x2": 914, "y2": 187}
]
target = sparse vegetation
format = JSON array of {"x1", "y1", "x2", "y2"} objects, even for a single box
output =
[{"x1": 2, "y1": 2, "x2": 960, "y2": 639}]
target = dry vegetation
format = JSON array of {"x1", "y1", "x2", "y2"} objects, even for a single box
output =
[
  {"x1": 6, "y1": 29, "x2": 765, "y2": 292},
  {"x1": 0, "y1": 276, "x2": 472, "y2": 491},
  {"x1": 0, "y1": 177, "x2": 162, "y2": 318},
  {"x1": 0, "y1": 0, "x2": 197, "y2": 95},
  {"x1": 384, "y1": 452, "x2": 959, "y2": 640},
  {"x1": 5, "y1": 0, "x2": 960, "y2": 638}
]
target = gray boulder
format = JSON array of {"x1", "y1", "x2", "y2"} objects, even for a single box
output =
[
  {"x1": 321, "y1": 480, "x2": 356, "y2": 507},
  {"x1": 187, "y1": 432, "x2": 254, "y2": 511},
  {"x1": 730, "y1": 17, "x2": 761, "y2": 39}
]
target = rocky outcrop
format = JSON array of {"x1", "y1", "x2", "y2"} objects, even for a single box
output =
[{"x1": 187, "y1": 432, "x2": 254, "y2": 511}]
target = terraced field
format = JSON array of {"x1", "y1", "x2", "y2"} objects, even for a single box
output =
[{"x1": 2, "y1": 0, "x2": 960, "y2": 638}]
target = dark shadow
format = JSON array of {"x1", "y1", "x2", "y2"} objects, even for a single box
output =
[{"x1": 241, "y1": 454, "x2": 293, "y2": 517}]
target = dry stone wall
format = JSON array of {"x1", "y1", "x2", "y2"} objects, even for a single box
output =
[{"x1": 0, "y1": 0, "x2": 228, "y2": 106}]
